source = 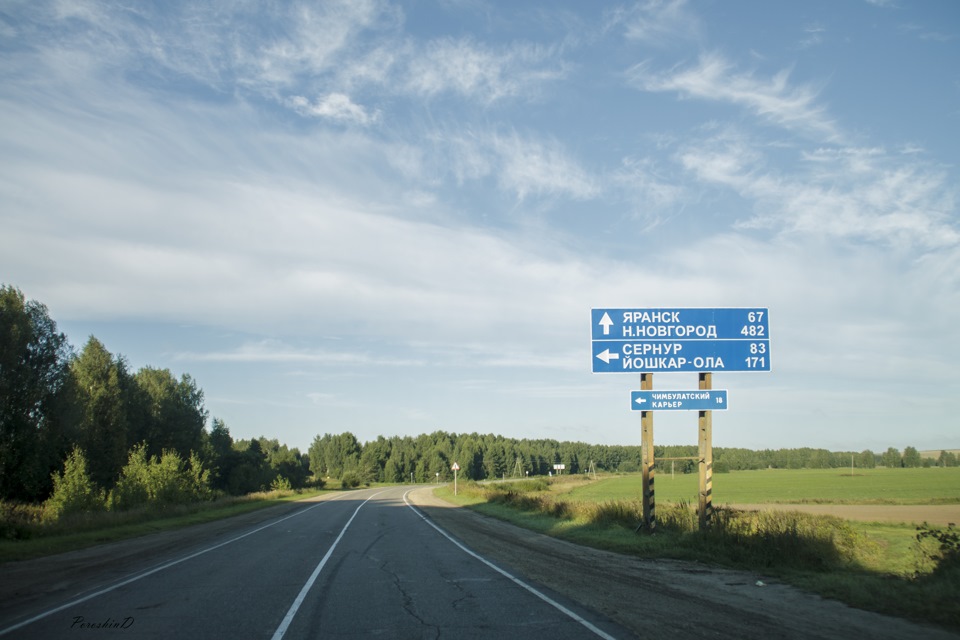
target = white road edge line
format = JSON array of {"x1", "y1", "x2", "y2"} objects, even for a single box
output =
[
  {"x1": 0, "y1": 494, "x2": 349, "y2": 637},
  {"x1": 403, "y1": 489, "x2": 618, "y2": 640},
  {"x1": 271, "y1": 489, "x2": 389, "y2": 640}
]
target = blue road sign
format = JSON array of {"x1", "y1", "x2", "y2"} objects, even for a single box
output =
[
  {"x1": 592, "y1": 339, "x2": 770, "y2": 373},
  {"x1": 631, "y1": 389, "x2": 728, "y2": 411},
  {"x1": 591, "y1": 307, "x2": 771, "y2": 373},
  {"x1": 592, "y1": 308, "x2": 769, "y2": 341}
]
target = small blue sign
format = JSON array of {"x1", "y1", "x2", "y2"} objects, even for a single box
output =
[
  {"x1": 592, "y1": 339, "x2": 770, "y2": 373},
  {"x1": 631, "y1": 389, "x2": 729, "y2": 411}
]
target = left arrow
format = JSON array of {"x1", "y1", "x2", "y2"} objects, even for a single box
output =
[
  {"x1": 596, "y1": 348, "x2": 619, "y2": 364},
  {"x1": 599, "y1": 312, "x2": 614, "y2": 336}
]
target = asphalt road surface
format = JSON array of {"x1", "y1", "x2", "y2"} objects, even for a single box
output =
[{"x1": 0, "y1": 487, "x2": 629, "y2": 639}]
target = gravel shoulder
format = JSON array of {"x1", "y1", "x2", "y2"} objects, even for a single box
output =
[{"x1": 407, "y1": 487, "x2": 959, "y2": 640}]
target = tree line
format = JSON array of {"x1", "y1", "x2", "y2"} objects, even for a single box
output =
[
  {"x1": 0, "y1": 285, "x2": 310, "y2": 506},
  {"x1": 2, "y1": 285, "x2": 955, "y2": 507},
  {"x1": 308, "y1": 432, "x2": 957, "y2": 485}
]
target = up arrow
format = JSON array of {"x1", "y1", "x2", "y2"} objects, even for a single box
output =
[
  {"x1": 596, "y1": 349, "x2": 620, "y2": 364},
  {"x1": 598, "y1": 312, "x2": 614, "y2": 336}
]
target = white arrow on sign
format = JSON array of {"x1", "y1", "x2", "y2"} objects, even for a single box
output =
[
  {"x1": 598, "y1": 312, "x2": 614, "y2": 336},
  {"x1": 595, "y1": 348, "x2": 620, "y2": 364},
  {"x1": 634, "y1": 396, "x2": 647, "y2": 406}
]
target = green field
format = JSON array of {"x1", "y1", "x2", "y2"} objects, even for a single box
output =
[{"x1": 564, "y1": 467, "x2": 960, "y2": 505}]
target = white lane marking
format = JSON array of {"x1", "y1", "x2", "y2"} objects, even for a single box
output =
[
  {"x1": 403, "y1": 490, "x2": 618, "y2": 640},
  {"x1": 0, "y1": 494, "x2": 352, "y2": 637},
  {"x1": 271, "y1": 490, "x2": 389, "y2": 640}
]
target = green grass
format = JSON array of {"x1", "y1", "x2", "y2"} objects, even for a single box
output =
[{"x1": 565, "y1": 467, "x2": 960, "y2": 505}]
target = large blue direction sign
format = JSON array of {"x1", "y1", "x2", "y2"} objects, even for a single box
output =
[
  {"x1": 631, "y1": 389, "x2": 728, "y2": 411},
  {"x1": 591, "y1": 307, "x2": 770, "y2": 373}
]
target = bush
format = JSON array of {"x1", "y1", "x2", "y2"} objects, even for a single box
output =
[
  {"x1": 0, "y1": 501, "x2": 44, "y2": 539},
  {"x1": 271, "y1": 476, "x2": 292, "y2": 491},
  {"x1": 340, "y1": 472, "x2": 363, "y2": 489},
  {"x1": 916, "y1": 523, "x2": 960, "y2": 576},
  {"x1": 108, "y1": 444, "x2": 212, "y2": 511},
  {"x1": 712, "y1": 509, "x2": 867, "y2": 570},
  {"x1": 43, "y1": 447, "x2": 105, "y2": 522}
]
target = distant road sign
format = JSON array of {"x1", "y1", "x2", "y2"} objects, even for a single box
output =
[
  {"x1": 631, "y1": 389, "x2": 728, "y2": 411},
  {"x1": 451, "y1": 462, "x2": 460, "y2": 471},
  {"x1": 591, "y1": 307, "x2": 770, "y2": 373}
]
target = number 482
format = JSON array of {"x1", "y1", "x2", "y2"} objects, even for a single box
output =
[{"x1": 741, "y1": 310, "x2": 766, "y2": 336}]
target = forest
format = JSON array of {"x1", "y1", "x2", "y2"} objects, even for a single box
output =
[{"x1": 2, "y1": 284, "x2": 956, "y2": 511}]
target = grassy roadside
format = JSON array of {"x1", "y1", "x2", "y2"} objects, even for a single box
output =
[
  {"x1": 436, "y1": 478, "x2": 960, "y2": 632},
  {"x1": 0, "y1": 488, "x2": 332, "y2": 563}
]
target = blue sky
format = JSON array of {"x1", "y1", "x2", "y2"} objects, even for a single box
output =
[{"x1": 2, "y1": 0, "x2": 958, "y2": 454}]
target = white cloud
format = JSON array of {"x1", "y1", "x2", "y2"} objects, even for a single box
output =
[
  {"x1": 289, "y1": 93, "x2": 380, "y2": 125},
  {"x1": 629, "y1": 52, "x2": 838, "y2": 138},
  {"x1": 607, "y1": 0, "x2": 701, "y2": 46},
  {"x1": 489, "y1": 131, "x2": 600, "y2": 200},
  {"x1": 674, "y1": 128, "x2": 959, "y2": 250},
  {"x1": 798, "y1": 23, "x2": 827, "y2": 49},
  {"x1": 242, "y1": 0, "x2": 390, "y2": 89},
  {"x1": 403, "y1": 37, "x2": 566, "y2": 103},
  {"x1": 611, "y1": 156, "x2": 685, "y2": 225}
]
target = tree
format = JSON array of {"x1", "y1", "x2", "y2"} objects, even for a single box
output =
[
  {"x1": 359, "y1": 436, "x2": 391, "y2": 483},
  {"x1": 882, "y1": 447, "x2": 902, "y2": 468},
  {"x1": 0, "y1": 285, "x2": 74, "y2": 500},
  {"x1": 204, "y1": 417, "x2": 238, "y2": 492},
  {"x1": 131, "y1": 367, "x2": 207, "y2": 460},
  {"x1": 309, "y1": 432, "x2": 362, "y2": 479},
  {"x1": 259, "y1": 437, "x2": 310, "y2": 489},
  {"x1": 225, "y1": 439, "x2": 270, "y2": 495},
  {"x1": 901, "y1": 446, "x2": 922, "y2": 468},
  {"x1": 70, "y1": 337, "x2": 131, "y2": 488},
  {"x1": 44, "y1": 446, "x2": 105, "y2": 521},
  {"x1": 308, "y1": 433, "x2": 332, "y2": 478},
  {"x1": 453, "y1": 435, "x2": 482, "y2": 480}
]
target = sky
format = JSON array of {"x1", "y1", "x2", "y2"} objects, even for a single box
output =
[{"x1": 2, "y1": 0, "x2": 958, "y2": 454}]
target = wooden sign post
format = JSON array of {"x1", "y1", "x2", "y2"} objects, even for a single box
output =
[
  {"x1": 698, "y1": 372, "x2": 714, "y2": 530},
  {"x1": 641, "y1": 373, "x2": 656, "y2": 531}
]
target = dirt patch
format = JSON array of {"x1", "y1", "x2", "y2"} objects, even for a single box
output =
[
  {"x1": 407, "y1": 488, "x2": 959, "y2": 640},
  {"x1": 728, "y1": 503, "x2": 960, "y2": 526}
]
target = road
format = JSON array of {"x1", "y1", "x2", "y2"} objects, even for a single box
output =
[
  {"x1": 0, "y1": 487, "x2": 628, "y2": 639},
  {"x1": 2, "y1": 487, "x2": 958, "y2": 640}
]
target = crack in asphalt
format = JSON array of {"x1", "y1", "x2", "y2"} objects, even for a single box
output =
[{"x1": 380, "y1": 560, "x2": 441, "y2": 639}]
